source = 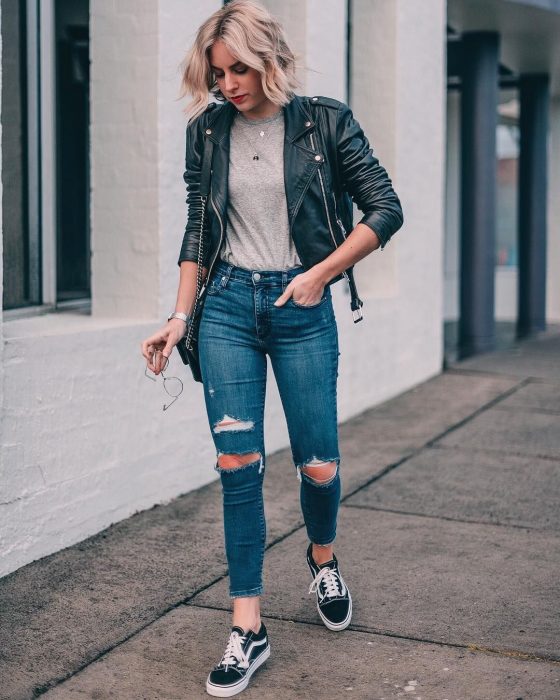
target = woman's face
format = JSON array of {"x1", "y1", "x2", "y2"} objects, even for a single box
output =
[{"x1": 209, "y1": 39, "x2": 279, "y2": 119}]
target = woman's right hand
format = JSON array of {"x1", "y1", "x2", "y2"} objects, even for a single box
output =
[{"x1": 140, "y1": 319, "x2": 187, "y2": 374}]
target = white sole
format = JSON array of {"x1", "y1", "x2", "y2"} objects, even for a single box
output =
[
  {"x1": 206, "y1": 645, "x2": 270, "y2": 697},
  {"x1": 317, "y1": 590, "x2": 353, "y2": 631}
]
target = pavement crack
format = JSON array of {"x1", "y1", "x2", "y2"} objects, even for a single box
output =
[
  {"x1": 445, "y1": 367, "x2": 526, "y2": 381},
  {"x1": 341, "y1": 503, "x2": 549, "y2": 531},
  {"x1": 424, "y1": 376, "x2": 532, "y2": 449},
  {"x1": 492, "y1": 404, "x2": 560, "y2": 417},
  {"x1": 430, "y1": 441, "x2": 560, "y2": 463},
  {"x1": 464, "y1": 643, "x2": 560, "y2": 664}
]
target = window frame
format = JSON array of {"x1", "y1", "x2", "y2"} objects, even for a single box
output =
[{"x1": 3, "y1": 0, "x2": 91, "y2": 320}]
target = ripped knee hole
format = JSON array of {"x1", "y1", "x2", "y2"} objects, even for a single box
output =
[
  {"x1": 213, "y1": 415, "x2": 254, "y2": 434},
  {"x1": 217, "y1": 452, "x2": 262, "y2": 469},
  {"x1": 300, "y1": 459, "x2": 338, "y2": 484}
]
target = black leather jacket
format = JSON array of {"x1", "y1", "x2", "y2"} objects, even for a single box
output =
[{"x1": 178, "y1": 93, "x2": 404, "y2": 318}]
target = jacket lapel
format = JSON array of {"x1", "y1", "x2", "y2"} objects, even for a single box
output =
[{"x1": 203, "y1": 94, "x2": 320, "y2": 227}]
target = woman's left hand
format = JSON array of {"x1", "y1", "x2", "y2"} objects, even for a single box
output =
[{"x1": 273, "y1": 268, "x2": 327, "y2": 307}]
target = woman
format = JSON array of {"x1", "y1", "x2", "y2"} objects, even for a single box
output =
[{"x1": 141, "y1": 0, "x2": 403, "y2": 696}]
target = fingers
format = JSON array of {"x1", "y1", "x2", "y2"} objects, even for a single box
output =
[
  {"x1": 145, "y1": 347, "x2": 169, "y2": 375},
  {"x1": 141, "y1": 334, "x2": 164, "y2": 360},
  {"x1": 154, "y1": 350, "x2": 170, "y2": 374},
  {"x1": 141, "y1": 329, "x2": 170, "y2": 373},
  {"x1": 273, "y1": 281, "x2": 294, "y2": 307},
  {"x1": 273, "y1": 279, "x2": 324, "y2": 307},
  {"x1": 162, "y1": 342, "x2": 175, "y2": 365}
]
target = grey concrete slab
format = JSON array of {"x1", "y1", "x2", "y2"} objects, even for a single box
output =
[
  {"x1": 437, "y1": 407, "x2": 560, "y2": 460},
  {"x1": 0, "y1": 442, "x2": 401, "y2": 700},
  {"x1": 192, "y1": 508, "x2": 560, "y2": 660},
  {"x1": 338, "y1": 372, "x2": 520, "y2": 451},
  {"x1": 43, "y1": 606, "x2": 560, "y2": 700},
  {"x1": 496, "y1": 380, "x2": 560, "y2": 413},
  {"x1": 456, "y1": 329, "x2": 560, "y2": 380},
  {"x1": 345, "y1": 446, "x2": 560, "y2": 530}
]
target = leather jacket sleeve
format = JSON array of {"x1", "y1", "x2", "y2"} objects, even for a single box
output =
[
  {"x1": 177, "y1": 117, "x2": 207, "y2": 266},
  {"x1": 336, "y1": 103, "x2": 404, "y2": 248}
]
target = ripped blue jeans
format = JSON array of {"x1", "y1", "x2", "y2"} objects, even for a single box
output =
[{"x1": 198, "y1": 259, "x2": 341, "y2": 598}]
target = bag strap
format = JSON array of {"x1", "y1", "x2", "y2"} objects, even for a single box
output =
[{"x1": 184, "y1": 132, "x2": 214, "y2": 350}]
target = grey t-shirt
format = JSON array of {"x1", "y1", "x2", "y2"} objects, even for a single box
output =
[{"x1": 220, "y1": 108, "x2": 302, "y2": 271}]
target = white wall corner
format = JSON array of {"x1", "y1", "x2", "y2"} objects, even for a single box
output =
[
  {"x1": 547, "y1": 95, "x2": 560, "y2": 322},
  {"x1": 0, "y1": 0, "x2": 4, "y2": 463}
]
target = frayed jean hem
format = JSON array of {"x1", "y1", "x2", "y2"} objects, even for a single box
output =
[{"x1": 229, "y1": 586, "x2": 263, "y2": 599}]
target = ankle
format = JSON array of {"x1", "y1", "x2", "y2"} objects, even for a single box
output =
[
  {"x1": 312, "y1": 542, "x2": 334, "y2": 565},
  {"x1": 232, "y1": 616, "x2": 261, "y2": 634}
]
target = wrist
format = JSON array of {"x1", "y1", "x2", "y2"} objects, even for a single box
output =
[
  {"x1": 311, "y1": 262, "x2": 333, "y2": 287},
  {"x1": 167, "y1": 311, "x2": 191, "y2": 324}
]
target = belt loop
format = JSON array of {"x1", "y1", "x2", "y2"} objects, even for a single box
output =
[{"x1": 282, "y1": 270, "x2": 288, "y2": 292}]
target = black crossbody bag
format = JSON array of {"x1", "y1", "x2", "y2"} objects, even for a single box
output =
[{"x1": 175, "y1": 135, "x2": 215, "y2": 382}]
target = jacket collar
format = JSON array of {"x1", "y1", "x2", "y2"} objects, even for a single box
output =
[{"x1": 204, "y1": 93, "x2": 316, "y2": 145}]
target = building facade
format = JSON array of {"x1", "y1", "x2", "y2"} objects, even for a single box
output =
[{"x1": 1, "y1": 0, "x2": 558, "y2": 577}]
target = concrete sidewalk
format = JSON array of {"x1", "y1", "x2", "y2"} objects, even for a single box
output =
[{"x1": 1, "y1": 330, "x2": 560, "y2": 700}]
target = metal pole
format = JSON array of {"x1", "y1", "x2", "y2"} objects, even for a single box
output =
[
  {"x1": 459, "y1": 32, "x2": 500, "y2": 358},
  {"x1": 517, "y1": 74, "x2": 549, "y2": 338}
]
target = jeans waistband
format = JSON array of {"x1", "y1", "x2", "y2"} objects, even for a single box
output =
[{"x1": 212, "y1": 259, "x2": 306, "y2": 287}]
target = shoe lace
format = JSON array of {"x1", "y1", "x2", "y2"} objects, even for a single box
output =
[
  {"x1": 219, "y1": 630, "x2": 250, "y2": 670},
  {"x1": 309, "y1": 565, "x2": 346, "y2": 602}
]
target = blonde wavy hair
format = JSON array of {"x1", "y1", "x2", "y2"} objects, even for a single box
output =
[{"x1": 179, "y1": 0, "x2": 302, "y2": 124}]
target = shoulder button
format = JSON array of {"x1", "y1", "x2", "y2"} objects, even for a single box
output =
[{"x1": 309, "y1": 95, "x2": 343, "y2": 109}]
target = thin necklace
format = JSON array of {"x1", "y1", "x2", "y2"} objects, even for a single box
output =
[{"x1": 235, "y1": 111, "x2": 283, "y2": 161}]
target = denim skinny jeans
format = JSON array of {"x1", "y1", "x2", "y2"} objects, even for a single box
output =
[{"x1": 198, "y1": 259, "x2": 341, "y2": 598}]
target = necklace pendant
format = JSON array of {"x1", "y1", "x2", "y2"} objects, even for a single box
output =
[{"x1": 253, "y1": 154, "x2": 259, "y2": 160}]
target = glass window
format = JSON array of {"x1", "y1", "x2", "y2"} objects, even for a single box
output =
[
  {"x1": 2, "y1": 0, "x2": 39, "y2": 310},
  {"x1": 2, "y1": 0, "x2": 91, "y2": 313},
  {"x1": 55, "y1": 0, "x2": 90, "y2": 302}
]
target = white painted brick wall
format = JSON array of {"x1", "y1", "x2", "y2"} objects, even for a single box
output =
[
  {"x1": 1, "y1": 0, "x2": 448, "y2": 577},
  {"x1": 91, "y1": 0, "x2": 160, "y2": 319},
  {"x1": 339, "y1": 0, "x2": 446, "y2": 414}
]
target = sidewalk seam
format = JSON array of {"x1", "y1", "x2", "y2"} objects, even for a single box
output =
[
  {"x1": 340, "y1": 503, "x2": 556, "y2": 532},
  {"x1": 430, "y1": 441, "x2": 560, "y2": 463},
  {"x1": 184, "y1": 602, "x2": 560, "y2": 665}
]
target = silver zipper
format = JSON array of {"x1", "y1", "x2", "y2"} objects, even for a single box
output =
[
  {"x1": 309, "y1": 131, "x2": 350, "y2": 284},
  {"x1": 332, "y1": 192, "x2": 348, "y2": 241}
]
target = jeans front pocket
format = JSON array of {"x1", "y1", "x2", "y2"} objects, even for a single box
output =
[
  {"x1": 289, "y1": 286, "x2": 330, "y2": 309},
  {"x1": 206, "y1": 273, "x2": 228, "y2": 296}
]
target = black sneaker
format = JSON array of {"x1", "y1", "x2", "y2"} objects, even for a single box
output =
[
  {"x1": 206, "y1": 623, "x2": 270, "y2": 697},
  {"x1": 306, "y1": 542, "x2": 352, "y2": 631}
]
